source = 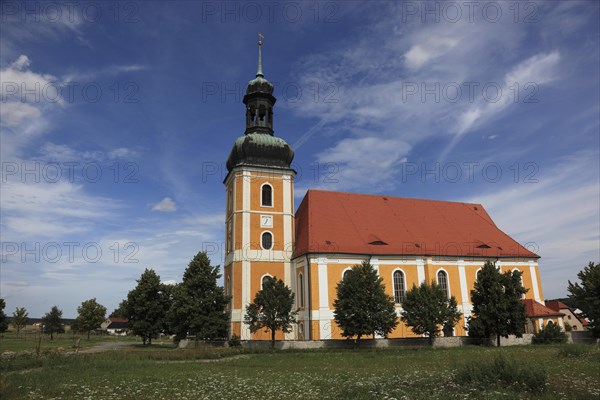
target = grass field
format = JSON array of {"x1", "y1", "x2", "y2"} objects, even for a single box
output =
[
  {"x1": 0, "y1": 332, "x2": 142, "y2": 353},
  {"x1": 1, "y1": 342, "x2": 599, "y2": 399}
]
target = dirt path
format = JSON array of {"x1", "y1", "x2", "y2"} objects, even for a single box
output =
[
  {"x1": 156, "y1": 354, "x2": 250, "y2": 364},
  {"x1": 78, "y1": 341, "x2": 133, "y2": 354}
]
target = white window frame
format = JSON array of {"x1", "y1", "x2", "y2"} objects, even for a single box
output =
[
  {"x1": 392, "y1": 268, "x2": 406, "y2": 304},
  {"x1": 260, "y1": 182, "x2": 274, "y2": 208},
  {"x1": 436, "y1": 268, "x2": 451, "y2": 298},
  {"x1": 260, "y1": 230, "x2": 274, "y2": 250}
]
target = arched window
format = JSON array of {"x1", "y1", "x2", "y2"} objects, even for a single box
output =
[
  {"x1": 513, "y1": 269, "x2": 525, "y2": 299},
  {"x1": 298, "y1": 273, "x2": 304, "y2": 308},
  {"x1": 342, "y1": 269, "x2": 351, "y2": 281},
  {"x1": 437, "y1": 270, "x2": 449, "y2": 297},
  {"x1": 261, "y1": 232, "x2": 273, "y2": 250},
  {"x1": 261, "y1": 184, "x2": 272, "y2": 207},
  {"x1": 393, "y1": 270, "x2": 405, "y2": 304},
  {"x1": 261, "y1": 275, "x2": 272, "y2": 289}
]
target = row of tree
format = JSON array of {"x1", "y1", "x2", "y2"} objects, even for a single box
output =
[
  {"x1": 0, "y1": 299, "x2": 106, "y2": 340},
  {"x1": 115, "y1": 251, "x2": 230, "y2": 344},
  {"x1": 244, "y1": 260, "x2": 600, "y2": 347},
  {"x1": 1, "y1": 257, "x2": 597, "y2": 346},
  {"x1": 244, "y1": 260, "x2": 526, "y2": 347}
]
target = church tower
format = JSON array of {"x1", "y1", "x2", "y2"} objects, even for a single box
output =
[{"x1": 223, "y1": 37, "x2": 295, "y2": 340}]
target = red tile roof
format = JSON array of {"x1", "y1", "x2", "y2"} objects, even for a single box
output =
[
  {"x1": 545, "y1": 301, "x2": 570, "y2": 312},
  {"x1": 522, "y1": 299, "x2": 564, "y2": 318},
  {"x1": 294, "y1": 190, "x2": 539, "y2": 259}
]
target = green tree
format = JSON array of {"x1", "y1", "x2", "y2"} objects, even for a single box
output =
[
  {"x1": 333, "y1": 262, "x2": 398, "y2": 344},
  {"x1": 12, "y1": 307, "x2": 28, "y2": 334},
  {"x1": 0, "y1": 299, "x2": 8, "y2": 333},
  {"x1": 110, "y1": 300, "x2": 129, "y2": 319},
  {"x1": 76, "y1": 298, "x2": 107, "y2": 339},
  {"x1": 42, "y1": 306, "x2": 63, "y2": 340},
  {"x1": 244, "y1": 276, "x2": 297, "y2": 348},
  {"x1": 568, "y1": 262, "x2": 600, "y2": 337},
  {"x1": 401, "y1": 281, "x2": 462, "y2": 345},
  {"x1": 532, "y1": 321, "x2": 567, "y2": 344},
  {"x1": 125, "y1": 269, "x2": 170, "y2": 345},
  {"x1": 168, "y1": 251, "x2": 230, "y2": 341},
  {"x1": 469, "y1": 261, "x2": 528, "y2": 346}
]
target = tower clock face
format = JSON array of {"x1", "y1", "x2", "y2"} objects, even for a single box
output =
[{"x1": 260, "y1": 215, "x2": 273, "y2": 228}]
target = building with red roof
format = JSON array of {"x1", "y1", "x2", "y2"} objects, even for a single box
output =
[
  {"x1": 222, "y1": 43, "x2": 550, "y2": 341},
  {"x1": 522, "y1": 299, "x2": 564, "y2": 333},
  {"x1": 545, "y1": 301, "x2": 587, "y2": 331}
]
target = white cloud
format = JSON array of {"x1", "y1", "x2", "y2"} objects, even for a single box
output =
[
  {"x1": 404, "y1": 35, "x2": 461, "y2": 69},
  {"x1": 285, "y1": 5, "x2": 536, "y2": 188},
  {"x1": 454, "y1": 51, "x2": 561, "y2": 136},
  {"x1": 37, "y1": 143, "x2": 139, "y2": 163},
  {"x1": 108, "y1": 148, "x2": 140, "y2": 159},
  {"x1": 462, "y1": 151, "x2": 599, "y2": 298},
  {"x1": 152, "y1": 197, "x2": 177, "y2": 212}
]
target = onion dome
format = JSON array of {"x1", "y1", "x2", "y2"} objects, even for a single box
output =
[{"x1": 226, "y1": 36, "x2": 294, "y2": 172}]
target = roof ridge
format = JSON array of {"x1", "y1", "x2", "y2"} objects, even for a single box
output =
[{"x1": 306, "y1": 189, "x2": 482, "y2": 206}]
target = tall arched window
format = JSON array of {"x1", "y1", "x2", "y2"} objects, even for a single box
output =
[
  {"x1": 513, "y1": 269, "x2": 526, "y2": 299},
  {"x1": 261, "y1": 184, "x2": 272, "y2": 207},
  {"x1": 261, "y1": 232, "x2": 273, "y2": 250},
  {"x1": 437, "y1": 270, "x2": 449, "y2": 297},
  {"x1": 261, "y1": 275, "x2": 272, "y2": 289},
  {"x1": 342, "y1": 269, "x2": 353, "y2": 282},
  {"x1": 393, "y1": 270, "x2": 405, "y2": 304},
  {"x1": 297, "y1": 273, "x2": 304, "y2": 308}
]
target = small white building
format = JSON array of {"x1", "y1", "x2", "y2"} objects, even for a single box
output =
[{"x1": 101, "y1": 317, "x2": 129, "y2": 336}]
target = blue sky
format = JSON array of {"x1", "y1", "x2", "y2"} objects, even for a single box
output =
[{"x1": 1, "y1": 1, "x2": 598, "y2": 318}]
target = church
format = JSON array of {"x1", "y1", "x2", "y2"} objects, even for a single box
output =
[{"x1": 223, "y1": 40, "x2": 555, "y2": 341}]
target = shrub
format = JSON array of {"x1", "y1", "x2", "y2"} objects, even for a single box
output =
[
  {"x1": 455, "y1": 354, "x2": 547, "y2": 393},
  {"x1": 228, "y1": 334, "x2": 241, "y2": 347},
  {"x1": 532, "y1": 321, "x2": 567, "y2": 344}
]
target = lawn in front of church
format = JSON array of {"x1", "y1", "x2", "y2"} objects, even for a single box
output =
[{"x1": 1, "y1": 344, "x2": 599, "y2": 399}]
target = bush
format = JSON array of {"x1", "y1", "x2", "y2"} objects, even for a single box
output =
[
  {"x1": 532, "y1": 321, "x2": 567, "y2": 344},
  {"x1": 466, "y1": 316, "x2": 486, "y2": 338},
  {"x1": 228, "y1": 334, "x2": 241, "y2": 347},
  {"x1": 455, "y1": 354, "x2": 547, "y2": 393}
]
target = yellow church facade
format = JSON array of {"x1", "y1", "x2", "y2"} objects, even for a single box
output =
[{"x1": 223, "y1": 42, "x2": 549, "y2": 341}]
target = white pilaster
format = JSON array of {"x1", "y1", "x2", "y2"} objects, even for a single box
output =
[
  {"x1": 417, "y1": 257, "x2": 425, "y2": 284},
  {"x1": 317, "y1": 256, "x2": 331, "y2": 339},
  {"x1": 371, "y1": 256, "x2": 379, "y2": 273},
  {"x1": 529, "y1": 261, "x2": 541, "y2": 302},
  {"x1": 241, "y1": 259, "x2": 251, "y2": 339},
  {"x1": 458, "y1": 259, "x2": 472, "y2": 318}
]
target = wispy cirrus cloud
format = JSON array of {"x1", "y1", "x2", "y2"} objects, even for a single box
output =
[{"x1": 462, "y1": 150, "x2": 599, "y2": 297}]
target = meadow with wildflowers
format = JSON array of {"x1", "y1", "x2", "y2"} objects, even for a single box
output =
[{"x1": 1, "y1": 343, "x2": 599, "y2": 399}]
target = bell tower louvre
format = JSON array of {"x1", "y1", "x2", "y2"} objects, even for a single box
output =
[{"x1": 223, "y1": 35, "x2": 296, "y2": 340}]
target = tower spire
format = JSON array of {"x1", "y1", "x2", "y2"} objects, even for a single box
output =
[{"x1": 257, "y1": 33, "x2": 264, "y2": 77}]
